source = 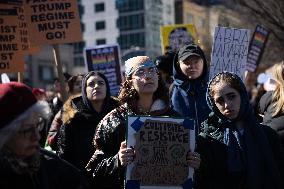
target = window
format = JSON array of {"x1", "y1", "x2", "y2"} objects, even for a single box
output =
[
  {"x1": 117, "y1": 14, "x2": 144, "y2": 31},
  {"x1": 118, "y1": 32, "x2": 145, "y2": 49},
  {"x1": 78, "y1": 4, "x2": 84, "y2": 18},
  {"x1": 81, "y1": 23, "x2": 85, "y2": 32},
  {"x1": 74, "y1": 57, "x2": 85, "y2": 66},
  {"x1": 96, "y1": 21, "x2": 105, "y2": 30},
  {"x1": 116, "y1": 0, "x2": 144, "y2": 12},
  {"x1": 96, "y1": 38, "x2": 106, "y2": 45},
  {"x1": 95, "y1": 3, "x2": 105, "y2": 12},
  {"x1": 74, "y1": 41, "x2": 85, "y2": 54},
  {"x1": 38, "y1": 65, "x2": 54, "y2": 82}
]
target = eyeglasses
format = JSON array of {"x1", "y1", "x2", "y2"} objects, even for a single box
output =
[
  {"x1": 132, "y1": 67, "x2": 158, "y2": 78},
  {"x1": 18, "y1": 117, "x2": 45, "y2": 138}
]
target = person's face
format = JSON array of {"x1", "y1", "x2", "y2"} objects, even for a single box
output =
[
  {"x1": 5, "y1": 112, "x2": 43, "y2": 158},
  {"x1": 169, "y1": 30, "x2": 192, "y2": 51},
  {"x1": 54, "y1": 80, "x2": 61, "y2": 92},
  {"x1": 212, "y1": 82, "x2": 241, "y2": 120},
  {"x1": 73, "y1": 76, "x2": 83, "y2": 94},
  {"x1": 54, "y1": 80, "x2": 68, "y2": 93},
  {"x1": 86, "y1": 75, "x2": 107, "y2": 102},
  {"x1": 179, "y1": 56, "x2": 204, "y2": 80},
  {"x1": 131, "y1": 66, "x2": 159, "y2": 95}
]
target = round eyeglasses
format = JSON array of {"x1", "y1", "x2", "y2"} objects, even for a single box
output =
[{"x1": 18, "y1": 117, "x2": 45, "y2": 138}]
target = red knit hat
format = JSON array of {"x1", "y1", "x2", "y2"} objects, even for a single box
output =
[
  {"x1": 32, "y1": 88, "x2": 46, "y2": 96},
  {"x1": 0, "y1": 82, "x2": 37, "y2": 128}
]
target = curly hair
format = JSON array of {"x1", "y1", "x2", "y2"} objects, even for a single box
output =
[{"x1": 118, "y1": 75, "x2": 169, "y2": 112}]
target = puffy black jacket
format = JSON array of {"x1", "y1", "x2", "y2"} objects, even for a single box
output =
[{"x1": 57, "y1": 96, "x2": 119, "y2": 172}]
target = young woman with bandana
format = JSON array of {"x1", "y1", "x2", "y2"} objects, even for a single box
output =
[
  {"x1": 194, "y1": 72, "x2": 284, "y2": 189},
  {"x1": 86, "y1": 56, "x2": 201, "y2": 189}
]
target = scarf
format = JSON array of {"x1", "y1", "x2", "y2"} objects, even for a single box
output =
[
  {"x1": 207, "y1": 72, "x2": 282, "y2": 189},
  {"x1": 0, "y1": 147, "x2": 40, "y2": 174}
]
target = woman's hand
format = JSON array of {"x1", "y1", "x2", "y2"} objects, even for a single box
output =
[
  {"x1": 186, "y1": 151, "x2": 201, "y2": 169},
  {"x1": 118, "y1": 141, "x2": 135, "y2": 167}
]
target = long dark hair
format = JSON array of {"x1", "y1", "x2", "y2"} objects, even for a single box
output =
[{"x1": 81, "y1": 71, "x2": 111, "y2": 114}]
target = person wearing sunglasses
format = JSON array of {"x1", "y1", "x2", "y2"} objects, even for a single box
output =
[{"x1": 0, "y1": 82, "x2": 89, "y2": 189}]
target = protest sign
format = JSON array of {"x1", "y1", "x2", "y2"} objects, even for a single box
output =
[
  {"x1": 85, "y1": 44, "x2": 122, "y2": 96},
  {"x1": 160, "y1": 24, "x2": 197, "y2": 53},
  {"x1": 126, "y1": 116, "x2": 195, "y2": 189},
  {"x1": 23, "y1": 0, "x2": 82, "y2": 45},
  {"x1": 2, "y1": 1, "x2": 41, "y2": 54},
  {"x1": 15, "y1": 4, "x2": 29, "y2": 52},
  {"x1": 246, "y1": 25, "x2": 269, "y2": 72},
  {"x1": 16, "y1": 4, "x2": 40, "y2": 54},
  {"x1": 210, "y1": 26, "x2": 250, "y2": 80},
  {"x1": 0, "y1": 7, "x2": 24, "y2": 73}
]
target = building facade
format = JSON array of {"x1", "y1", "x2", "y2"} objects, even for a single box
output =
[{"x1": 25, "y1": 0, "x2": 175, "y2": 88}]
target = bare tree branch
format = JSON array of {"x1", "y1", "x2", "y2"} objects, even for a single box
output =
[{"x1": 233, "y1": 0, "x2": 284, "y2": 44}]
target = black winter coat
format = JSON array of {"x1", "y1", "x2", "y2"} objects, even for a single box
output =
[
  {"x1": 194, "y1": 114, "x2": 284, "y2": 189},
  {"x1": 85, "y1": 101, "x2": 178, "y2": 189},
  {"x1": 57, "y1": 96, "x2": 119, "y2": 172},
  {"x1": 259, "y1": 91, "x2": 284, "y2": 148},
  {"x1": 0, "y1": 149, "x2": 89, "y2": 189}
]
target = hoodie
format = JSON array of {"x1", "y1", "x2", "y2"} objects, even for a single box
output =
[
  {"x1": 171, "y1": 44, "x2": 211, "y2": 131},
  {"x1": 195, "y1": 72, "x2": 283, "y2": 189}
]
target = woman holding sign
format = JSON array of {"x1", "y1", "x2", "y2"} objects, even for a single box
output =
[
  {"x1": 86, "y1": 56, "x2": 201, "y2": 189},
  {"x1": 195, "y1": 72, "x2": 284, "y2": 189}
]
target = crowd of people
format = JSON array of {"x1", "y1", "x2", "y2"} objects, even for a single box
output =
[{"x1": 0, "y1": 43, "x2": 283, "y2": 189}]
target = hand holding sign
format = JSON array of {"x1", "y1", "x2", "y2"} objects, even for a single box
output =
[
  {"x1": 186, "y1": 151, "x2": 201, "y2": 169},
  {"x1": 119, "y1": 141, "x2": 135, "y2": 167}
]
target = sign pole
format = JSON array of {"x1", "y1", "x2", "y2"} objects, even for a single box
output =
[
  {"x1": 52, "y1": 44, "x2": 68, "y2": 102},
  {"x1": 17, "y1": 72, "x2": 23, "y2": 82}
]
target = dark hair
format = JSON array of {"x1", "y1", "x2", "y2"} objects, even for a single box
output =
[
  {"x1": 53, "y1": 72, "x2": 72, "y2": 83},
  {"x1": 118, "y1": 75, "x2": 169, "y2": 112},
  {"x1": 209, "y1": 72, "x2": 242, "y2": 97},
  {"x1": 67, "y1": 74, "x2": 84, "y2": 94},
  {"x1": 155, "y1": 52, "x2": 175, "y2": 75},
  {"x1": 81, "y1": 71, "x2": 111, "y2": 113}
]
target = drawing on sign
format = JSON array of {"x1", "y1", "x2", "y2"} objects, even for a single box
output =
[
  {"x1": 126, "y1": 116, "x2": 195, "y2": 188},
  {"x1": 210, "y1": 27, "x2": 250, "y2": 80},
  {"x1": 168, "y1": 27, "x2": 194, "y2": 52},
  {"x1": 161, "y1": 24, "x2": 197, "y2": 53}
]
